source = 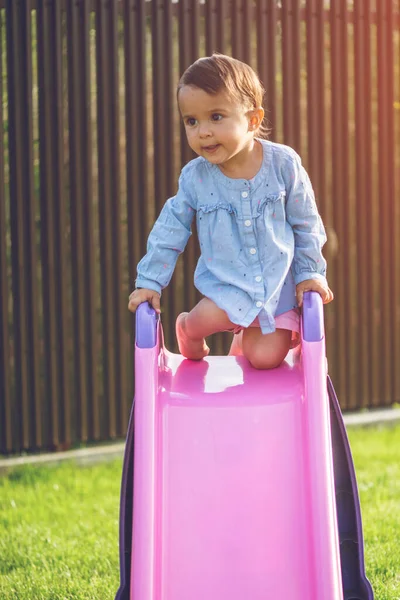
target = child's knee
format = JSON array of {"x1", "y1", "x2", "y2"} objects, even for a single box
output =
[
  {"x1": 243, "y1": 329, "x2": 291, "y2": 370},
  {"x1": 246, "y1": 347, "x2": 284, "y2": 370}
]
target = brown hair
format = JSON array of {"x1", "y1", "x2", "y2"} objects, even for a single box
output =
[{"x1": 177, "y1": 53, "x2": 270, "y2": 137}]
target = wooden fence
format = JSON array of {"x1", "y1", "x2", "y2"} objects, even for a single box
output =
[{"x1": 1, "y1": 0, "x2": 399, "y2": 454}]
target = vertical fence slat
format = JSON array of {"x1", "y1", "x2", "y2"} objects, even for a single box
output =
[
  {"x1": 178, "y1": 0, "x2": 194, "y2": 166},
  {"x1": 306, "y1": 0, "x2": 335, "y2": 367},
  {"x1": 80, "y1": 1, "x2": 100, "y2": 440},
  {"x1": 393, "y1": 1, "x2": 400, "y2": 405},
  {"x1": 376, "y1": 0, "x2": 395, "y2": 407},
  {"x1": 152, "y1": 0, "x2": 169, "y2": 213},
  {"x1": 0, "y1": 7, "x2": 12, "y2": 453},
  {"x1": 243, "y1": 0, "x2": 252, "y2": 66},
  {"x1": 124, "y1": 0, "x2": 148, "y2": 398},
  {"x1": 37, "y1": 0, "x2": 61, "y2": 448},
  {"x1": 257, "y1": 0, "x2": 277, "y2": 139},
  {"x1": 163, "y1": 0, "x2": 178, "y2": 349},
  {"x1": 341, "y1": 0, "x2": 359, "y2": 411},
  {"x1": 231, "y1": 0, "x2": 243, "y2": 61},
  {"x1": 205, "y1": 0, "x2": 217, "y2": 55},
  {"x1": 67, "y1": 0, "x2": 90, "y2": 441},
  {"x1": 354, "y1": 0, "x2": 373, "y2": 407},
  {"x1": 376, "y1": 0, "x2": 390, "y2": 405},
  {"x1": 54, "y1": 1, "x2": 72, "y2": 443},
  {"x1": 179, "y1": 0, "x2": 200, "y2": 320},
  {"x1": 36, "y1": 0, "x2": 73, "y2": 448},
  {"x1": 386, "y1": 0, "x2": 395, "y2": 406},
  {"x1": 281, "y1": 0, "x2": 295, "y2": 149},
  {"x1": 256, "y1": 0, "x2": 268, "y2": 109},
  {"x1": 330, "y1": 0, "x2": 349, "y2": 406},
  {"x1": 217, "y1": 0, "x2": 227, "y2": 55},
  {"x1": 67, "y1": 1, "x2": 100, "y2": 442},
  {"x1": 190, "y1": 0, "x2": 200, "y2": 65},
  {"x1": 232, "y1": 0, "x2": 253, "y2": 63},
  {"x1": 96, "y1": 0, "x2": 119, "y2": 438},
  {"x1": 150, "y1": 0, "x2": 171, "y2": 345},
  {"x1": 66, "y1": 0, "x2": 83, "y2": 441},
  {"x1": 306, "y1": 0, "x2": 326, "y2": 202},
  {"x1": 124, "y1": 0, "x2": 148, "y2": 268},
  {"x1": 6, "y1": 0, "x2": 42, "y2": 448},
  {"x1": 291, "y1": 0, "x2": 301, "y2": 153},
  {"x1": 108, "y1": 0, "x2": 128, "y2": 436},
  {"x1": 189, "y1": 0, "x2": 203, "y2": 318}
]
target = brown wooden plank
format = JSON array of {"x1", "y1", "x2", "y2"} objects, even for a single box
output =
[
  {"x1": 96, "y1": 0, "x2": 118, "y2": 437},
  {"x1": 329, "y1": 0, "x2": 350, "y2": 407},
  {"x1": 353, "y1": 0, "x2": 374, "y2": 408},
  {"x1": 6, "y1": 0, "x2": 42, "y2": 449},
  {"x1": 376, "y1": 0, "x2": 395, "y2": 406},
  {"x1": 123, "y1": 0, "x2": 148, "y2": 416},
  {"x1": 178, "y1": 0, "x2": 200, "y2": 328},
  {"x1": 0, "y1": 7, "x2": 13, "y2": 453},
  {"x1": 37, "y1": 0, "x2": 61, "y2": 448}
]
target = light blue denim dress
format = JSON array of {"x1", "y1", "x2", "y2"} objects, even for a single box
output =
[{"x1": 136, "y1": 140, "x2": 327, "y2": 334}]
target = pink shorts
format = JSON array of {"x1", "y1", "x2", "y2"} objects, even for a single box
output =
[
  {"x1": 230, "y1": 309, "x2": 301, "y2": 348},
  {"x1": 274, "y1": 308, "x2": 300, "y2": 335}
]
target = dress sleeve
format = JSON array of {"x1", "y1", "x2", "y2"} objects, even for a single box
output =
[
  {"x1": 135, "y1": 169, "x2": 196, "y2": 294},
  {"x1": 284, "y1": 152, "x2": 328, "y2": 286}
]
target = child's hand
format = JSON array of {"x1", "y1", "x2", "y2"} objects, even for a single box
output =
[
  {"x1": 128, "y1": 288, "x2": 161, "y2": 314},
  {"x1": 296, "y1": 279, "x2": 334, "y2": 308}
]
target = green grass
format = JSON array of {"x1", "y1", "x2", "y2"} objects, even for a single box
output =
[
  {"x1": 0, "y1": 460, "x2": 122, "y2": 599},
  {"x1": 346, "y1": 424, "x2": 400, "y2": 599},
  {"x1": 0, "y1": 425, "x2": 400, "y2": 599}
]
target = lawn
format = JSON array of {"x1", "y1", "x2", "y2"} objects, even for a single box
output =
[{"x1": 0, "y1": 424, "x2": 399, "y2": 600}]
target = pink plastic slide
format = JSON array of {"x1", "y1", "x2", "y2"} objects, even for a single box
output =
[{"x1": 115, "y1": 292, "x2": 373, "y2": 600}]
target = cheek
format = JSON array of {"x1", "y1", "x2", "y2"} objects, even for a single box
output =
[
  {"x1": 185, "y1": 129, "x2": 198, "y2": 147},
  {"x1": 219, "y1": 122, "x2": 244, "y2": 141}
]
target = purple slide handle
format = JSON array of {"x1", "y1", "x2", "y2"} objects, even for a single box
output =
[
  {"x1": 135, "y1": 291, "x2": 324, "y2": 347},
  {"x1": 302, "y1": 291, "x2": 324, "y2": 342},
  {"x1": 136, "y1": 302, "x2": 158, "y2": 349}
]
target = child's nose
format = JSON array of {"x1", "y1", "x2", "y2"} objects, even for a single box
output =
[{"x1": 199, "y1": 123, "x2": 212, "y2": 138}]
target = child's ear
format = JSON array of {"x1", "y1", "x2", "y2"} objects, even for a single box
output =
[{"x1": 247, "y1": 107, "x2": 265, "y2": 131}]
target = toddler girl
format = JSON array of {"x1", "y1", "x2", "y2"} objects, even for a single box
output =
[{"x1": 128, "y1": 54, "x2": 333, "y2": 369}]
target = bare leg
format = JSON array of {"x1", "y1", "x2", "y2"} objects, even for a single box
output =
[
  {"x1": 228, "y1": 331, "x2": 244, "y2": 356},
  {"x1": 176, "y1": 297, "x2": 292, "y2": 368},
  {"x1": 242, "y1": 327, "x2": 292, "y2": 370},
  {"x1": 176, "y1": 298, "x2": 236, "y2": 360}
]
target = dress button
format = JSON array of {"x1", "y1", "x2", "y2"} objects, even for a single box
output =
[
  {"x1": 256, "y1": 301, "x2": 263, "y2": 308},
  {"x1": 241, "y1": 191, "x2": 249, "y2": 198},
  {"x1": 255, "y1": 276, "x2": 262, "y2": 282},
  {"x1": 244, "y1": 219, "x2": 251, "y2": 227},
  {"x1": 250, "y1": 247, "x2": 257, "y2": 255}
]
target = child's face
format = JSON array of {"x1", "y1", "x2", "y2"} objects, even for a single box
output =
[{"x1": 178, "y1": 85, "x2": 259, "y2": 167}]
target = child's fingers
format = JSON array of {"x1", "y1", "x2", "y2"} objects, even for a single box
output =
[
  {"x1": 296, "y1": 281, "x2": 334, "y2": 307},
  {"x1": 128, "y1": 293, "x2": 141, "y2": 313},
  {"x1": 296, "y1": 282, "x2": 313, "y2": 306},
  {"x1": 322, "y1": 287, "x2": 334, "y2": 304},
  {"x1": 150, "y1": 293, "x2": 161, "y2": 314},
  {"x1": 318, "y1": 286, "x2": 329, "y2": 304},
  {"x1": 318, "y1": 284, "x2": 334, "y2": 304},
  {"x1": 127, "y1": 290, "x2": 161, "y2": 314},
  {"x1": 127, "y1": 290, "x2": 147, "y2": 313},
  {"x1": 296, "y1": 288, "x2": 305, "y2": 307}
]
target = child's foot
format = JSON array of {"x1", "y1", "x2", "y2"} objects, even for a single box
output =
[{"x1": 176, "y1": 313, "x2": 210, "y2": 360}]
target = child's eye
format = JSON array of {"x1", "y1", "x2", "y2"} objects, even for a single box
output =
[
  {"x1": 185, "y1": 117, "x2": 197, "y2": 127},
  {"x1": 211, "y1": 113, "x2": 223, "y2": 122}
]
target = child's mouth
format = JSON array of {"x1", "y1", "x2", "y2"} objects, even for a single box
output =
[{"x1": 202, "y1": 144, "x2": 220, "y2": 154}]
